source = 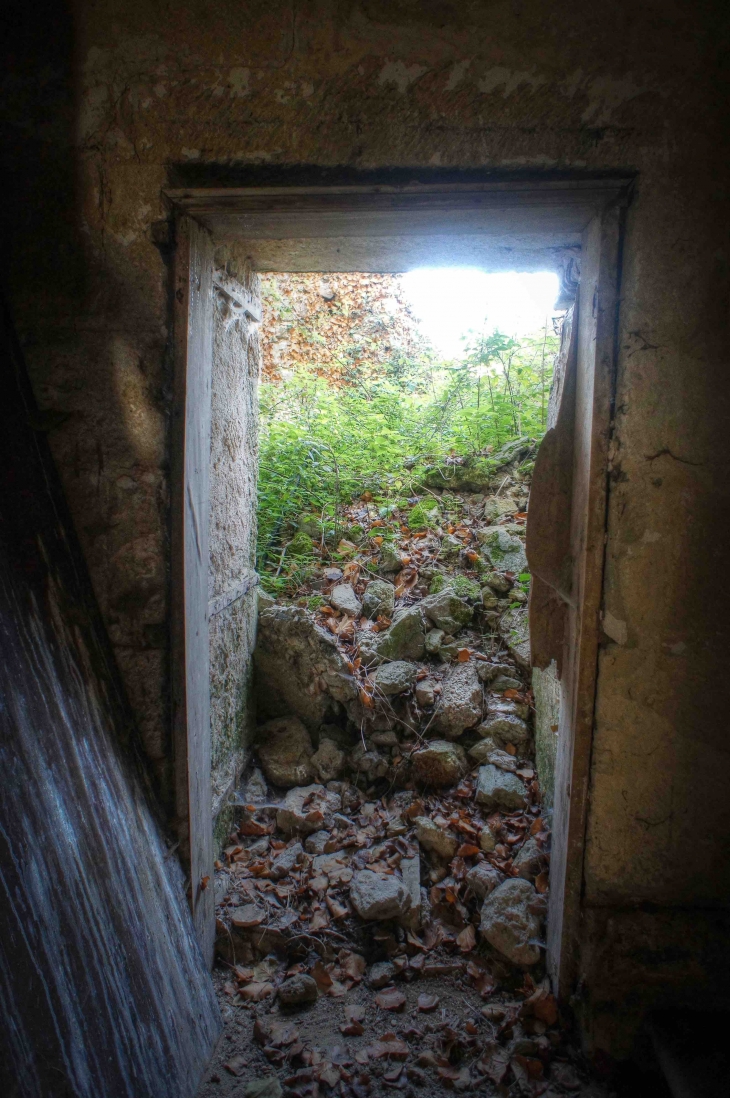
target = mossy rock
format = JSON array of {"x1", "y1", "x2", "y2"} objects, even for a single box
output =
[
  {"x1": 408, "y1": 500, "x2": 440, "y2": 531},
  {"x1": 420, "y1": 460, "x2": 495, "y2": 493},
  {"x1": 449, "y1": 575, "x2": 483, "y2": 602},
  {"x1": 429, "y1": 573, "x2": 481, "y2": 602},
  {"x1": 346, "y1": 524, "x2": 365, "y2": 542},
  {"x1": 297, "y1": 513, "x2": 324, "y2": 538},
  {"x1": 288, "y1": 532, "x2": 314, "y2": 557}
]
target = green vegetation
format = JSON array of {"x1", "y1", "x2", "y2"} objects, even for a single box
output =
[{"x1": 257, "y1": 294, "x2": 557, "y2": 589}]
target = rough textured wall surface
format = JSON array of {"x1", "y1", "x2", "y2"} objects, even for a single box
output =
[
  {"x1": 209, "y1": 255, "x2": 260, "y2": 822},
  {"x1": 3, "y1": 0, "x2": 729, "y2": 1060}
]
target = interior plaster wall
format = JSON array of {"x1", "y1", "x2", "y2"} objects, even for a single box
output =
[{"x1": 3, "y1": 0, "x2": 729, "y2": 1060}]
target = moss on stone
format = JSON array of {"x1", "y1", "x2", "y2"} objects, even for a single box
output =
[
  {"x1": 288, "y1": 531, "x2": 314, "y2": 557},
  {"x1": 408, "y1": 500, "x2": 440, "y2": 530}
]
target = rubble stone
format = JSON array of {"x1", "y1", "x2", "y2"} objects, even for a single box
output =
[
  {"x1": 468, "y1": 739, "x2": 516, "y2": 769},
  {"x1": 490, "y1": 675, "x2": 523, "y2": 694},
  {"x1": 255, "y1": 606, "x2": 358, "y2": 728},
  {"x1": 378, "y1": 606, "x2": 426, "y2": 661},
  {"x1": 414, "y1": 816, "x2": 459, "y2": 860},
  {"x1": 256, "y1": 717, "x2": 315, "y2": 787},
  {"x1": 475, "y1": 765, "x2": 528, "y2": 811},
  {"x1": 478, "y1": 714, "x2": 530, "y2": 748},
  {"x1": 359, "y1": 605, "x2": 426, "y2": 665},
  {"x1": 399, "y1": 854, "x2": 421, "y2": 930},
  {"x1": 466, "y1": 862, "x2": 503, "y2": 900},
  {"x1": 329, "y1": 583, "x2": 362, "y2": 616},
  {"x1": 425, "y1": 628, "x2": 445, "y2": 654},
  {"x1": 349, "y1": 870, "x2": 411, "y2": 921},
  {"x1": 372, "y1": 661, "x2": 419, "y2": 696},
  {"x1": 479, "y1": 825, "x2": 497, "y2": 853},
  {"x1": 312, "y1": 851, "x2": 352, "y2": 885},
  {"x1": 415, "y1": 679, "x2": 436, "y2": 707},
  {"x1": 311, "y1": 738, "x2": 346, "y2": 782},
  {"x1": 484, "y1": 570, "x2": 512, "y2": 594},
  {"x1": 432, "y1": 662, "x2": 482, "y2": 737},
  {"x1": 499, "y1": 607, "x2": 531, "y2": 670},
  {"x1": 420, "y1": 589, "x2": 473, "y2": 633},
  {"x1": 304, "y1": 830, "x2": 330, "y2": 855},
  {"x1": 270, "y1": 842, "x2": 304, "y2": 879},
  {"x1": 380, "y1": 544, "x2": 405, "y2": 573},
  {"x1": 278, "y1": 974, "x2": 319, "y2": 1005},
  {"x1": 480, "y1": 879, "x2": 542, "y2": 965},
  {"x1": 368, "y1": 961, "x2": 396, "y2": 989},
  {"x1": 276, "y1": 784, "x2": 340, "y2": 834},
  {"x1": 478, "y1": 527, "x2": 528, "y2": 575},
  {"x1": 362, "y1": 579, "x2": 395, "y2": 619},
  {"x1": 242, "y1": 767, "x2": 268, "y2": 802},
  {"x1": 411, "y1": 740, "x2": 466, "y2": 786},
  {"x1": 513, "y1": 837, "x2": 544, "y2": 880}
]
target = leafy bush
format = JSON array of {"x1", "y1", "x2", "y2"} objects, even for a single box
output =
[{"x1": 257, "y1": 311, "x2": 557, "y2": 580}]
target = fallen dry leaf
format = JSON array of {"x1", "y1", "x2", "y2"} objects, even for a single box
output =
[
  {"x1": 311, "y1": 960, "x2": 333, "y2": 992},
  {"x1": 371, "y1": 1037, "x2": 409, "y2": 1061},
  {"x1": 456, "y1": 924, "x2": 476, "y2": 953},
  {"x1": 375, "y1": 988, "x2": 406, "y2": 1012},
  {"x1": 339, "y1": 950, "x2": 366, "y2": 982},
  {"x1": 535, "y1": 870, "x2": 550, "y2": 894},
  {"x1": 224, "y1": 1055, "x2": 247, "y2": 1077},
  {"x1": 239, "y1": 981, "x2": 275, "y2": 1001},
  {"x1": 417, "y1": 993, "x2": 439, "y2": 1012}
]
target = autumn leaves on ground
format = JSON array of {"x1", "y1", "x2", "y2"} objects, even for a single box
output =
[{"x1": 199, "y1": 276, "x2": 598, "y2": 1098}]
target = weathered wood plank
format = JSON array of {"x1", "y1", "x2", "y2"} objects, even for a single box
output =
[
  {"x1": 171, "y1": 215, "x2": 216, "y2": 964},
  {"x1": 547, "y1": 203, "x2": 623, "y2": 998}
]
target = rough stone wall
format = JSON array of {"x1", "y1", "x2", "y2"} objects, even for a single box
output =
[
  {"x1": 3, "y1": 0, "x2": 730, "y2": 1060},
  {"x1": 209, "y1": 253, "x2": 261, "y2": 820}
]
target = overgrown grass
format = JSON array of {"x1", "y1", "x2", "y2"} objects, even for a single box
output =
[{"x1": 257, "y1": 324, "x2": 557, "y2": 585}]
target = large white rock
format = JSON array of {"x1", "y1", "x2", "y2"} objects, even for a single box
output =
[
  {"x1": 480, "y1": 879, "x2": 542, "y2": 965},
  {"x1": 349, "y1": 870, "x2": 411, "y2": 921}
]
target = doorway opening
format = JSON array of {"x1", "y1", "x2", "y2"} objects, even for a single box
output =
[{"x1": 168, "y1": 180, "x2": 627, "y2": 1093}]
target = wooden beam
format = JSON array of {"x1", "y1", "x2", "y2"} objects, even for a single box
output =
[
  {"x1": 547, "y1": 202, "x2": 623, "y2": 997},
  {"x1": 171, "y1": 214, "x2": 216, "y2": 965}
]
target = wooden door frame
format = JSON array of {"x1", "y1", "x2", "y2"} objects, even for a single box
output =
[{"x1": 168, "y1": 179, "x2": 629, "y2": 989}]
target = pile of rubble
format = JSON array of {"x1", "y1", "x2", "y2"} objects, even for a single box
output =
[{"x1": 204, "y1": 445, "x2": 599, "y2": 1097}]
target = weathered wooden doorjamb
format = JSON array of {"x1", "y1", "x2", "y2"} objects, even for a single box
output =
[
  {"x1": 171, "y1": 215, "x2": 216, "y2": 964},
  {"x1": 168, "y1": 180, "x2": 629, "y2": 991}
]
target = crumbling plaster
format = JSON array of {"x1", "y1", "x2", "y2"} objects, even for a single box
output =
[{"x1": 3, "y1": 0, "x2": 729, "y2": 1059}]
